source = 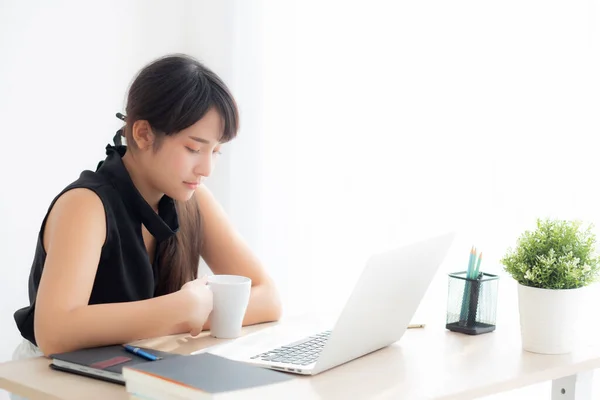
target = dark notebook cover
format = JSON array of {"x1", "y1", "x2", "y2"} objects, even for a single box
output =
[
  {"x1": 49, "y1": 345, "x2": 179, "y2": 385},
  {"x1": 124, "y1": 353, "x2": 295, "y2": 394}
]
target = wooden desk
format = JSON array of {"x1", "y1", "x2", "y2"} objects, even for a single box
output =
[
  {"x1": 0, "y1": 321, "x2": 277, "y2": 400},
  {"x1": 1, "y1": 284, "x2": 600, "y2": 399}
]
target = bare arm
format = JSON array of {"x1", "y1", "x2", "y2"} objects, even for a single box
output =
[
  {"x1": 34, "y1": 189, "x2": 193, "y2": 356},
  {"x1": 196, "y1": 185, "x2": 282, "y2": 327}
]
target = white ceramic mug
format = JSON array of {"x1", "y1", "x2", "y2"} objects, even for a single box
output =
[{"x1": 207, "y1": 275, "x2": 252, "y2": 339}]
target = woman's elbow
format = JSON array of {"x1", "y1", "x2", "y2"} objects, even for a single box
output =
[
  {"x1": 270, "y1": 302, "x2": 283, "y2": 322},
  {"x1": 34, "y1": 314, "x2": 69, "y2": 356},
  {"x1": 265, "y1": 282, "x2": 283, "y2": 322},
  {"x1": 35, "y1": 330, "x2": 63, "y2": 357}
]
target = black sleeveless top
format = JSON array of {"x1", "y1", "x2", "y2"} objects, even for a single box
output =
[{"x1": 13, "y1": 144, "x2": 180, "y2": 346}]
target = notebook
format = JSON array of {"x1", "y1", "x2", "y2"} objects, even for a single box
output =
[
  {"x1": 122, "y1": 352, "x2": 295, "y2": 399},
  {"x1": 49, "y1": 345, "x2": 179, "y2": 385}
]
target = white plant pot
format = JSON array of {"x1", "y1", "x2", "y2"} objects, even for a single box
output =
[{"x1": 517, "y1": 283, "x2": 585, "y2": 354}]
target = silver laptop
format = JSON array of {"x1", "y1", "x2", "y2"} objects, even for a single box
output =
[{"x1": 208, "y1": 232, "x2": 456, "y2": 376}]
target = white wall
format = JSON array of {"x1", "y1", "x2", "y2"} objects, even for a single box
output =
[
  {"x1": 248, "y1": 0, "x2": 600, "y2": 320},
  {"x1": 0, "y1": 0, "x2": 237, "y2": 370}
]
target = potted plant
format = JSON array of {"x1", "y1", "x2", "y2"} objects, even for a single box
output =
[{"x1": 501, "y1": 218, "x2": 600, "y2": 354}]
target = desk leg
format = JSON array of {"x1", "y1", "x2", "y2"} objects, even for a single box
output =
[{"x1": 551, "y1": 371, "x2": 593, "y2": 400}]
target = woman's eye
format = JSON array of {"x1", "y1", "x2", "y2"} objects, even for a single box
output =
[
  {"x1": 186, "y1": 147, "x2": 201, "y2": 154},
  {"x1": 213, "y1": 150, "x2": 222, "y2": 156}
]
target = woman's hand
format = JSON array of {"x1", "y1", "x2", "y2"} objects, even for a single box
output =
[{"x1": 180, "y1": 276, "x2": 214, "y2": 336}]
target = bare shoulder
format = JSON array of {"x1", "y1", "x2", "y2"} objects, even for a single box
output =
[
  {"x1": 195, "y1": 183, "x2": 217, "y2": 203},
  {"x1": 43, "y1": 188, "x2": 106, "y2": 250},
  {"x1": 35, "y1": 188, "x2": 109, "y2": 345},
  {"x1": 194, "y1": 184, "x2": 225, "y2": 214}
]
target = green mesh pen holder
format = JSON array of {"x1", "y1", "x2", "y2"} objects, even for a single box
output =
[{"x1": 446, "y1": 271, "x2": 499, "y2": 335}]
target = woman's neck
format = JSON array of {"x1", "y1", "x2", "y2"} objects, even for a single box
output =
[{"x1": 121, "y1": 150, "x2": 161, "y2": 212}]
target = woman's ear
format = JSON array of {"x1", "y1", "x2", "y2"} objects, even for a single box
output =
[{"x1": 131, "y1": 120, "x2": 156, "y2": 150}]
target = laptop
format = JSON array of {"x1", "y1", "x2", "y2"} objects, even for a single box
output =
[{"x1": 208, "y1": 232, "x2": 456, "y2": 376}]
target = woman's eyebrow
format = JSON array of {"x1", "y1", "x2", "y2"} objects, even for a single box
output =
[{"x1": 188, "y1": 136, "x2": 211, "y2": 144}]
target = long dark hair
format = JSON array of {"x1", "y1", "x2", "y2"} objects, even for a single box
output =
[{"x1": 122, "y1": 54, "x2": 239, "y2": 295}]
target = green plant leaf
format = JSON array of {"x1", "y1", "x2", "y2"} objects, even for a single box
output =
[{"x1": 501, "y1": 218, "x2": 600, "y2": 289}]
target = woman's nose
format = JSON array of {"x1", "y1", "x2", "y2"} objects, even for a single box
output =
[{"x1": 194, "y1": 157, "x2": 213, "y2": 178}]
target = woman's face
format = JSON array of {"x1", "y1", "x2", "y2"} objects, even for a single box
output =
[{"x1": 144, "y1": 107, "x2": 224, "y2": 202}]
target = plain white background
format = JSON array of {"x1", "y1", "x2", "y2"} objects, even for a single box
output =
[
  {"x1": 254, "y1": 0, "x2": 600, "y2": 314},
  {"x1": 3, "y1": 1, "x2": 600, "y2": 399}
]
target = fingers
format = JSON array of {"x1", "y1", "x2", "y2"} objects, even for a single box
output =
[
  {"x1": 190, "y1": 319, "x2": 209, "y2": 337},
  {"x1": 182, "y1": 275, "x2": 208, "y2": 290},
  {"x1": 190, "y1": 326, "x2": 203, "y2": 337}
]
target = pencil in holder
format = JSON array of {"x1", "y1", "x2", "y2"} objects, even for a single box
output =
[{"x1": 445, "y1": 271, "x2": 499, "y2": 335}]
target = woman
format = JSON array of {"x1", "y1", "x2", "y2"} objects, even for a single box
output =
[{"x1": 12, "y1": 54, "x2": 282, "y2": 360}]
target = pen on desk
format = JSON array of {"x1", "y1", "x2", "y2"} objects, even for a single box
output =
[{"x1": 123, "y1": 344, "x2": 162, "y2": 361}]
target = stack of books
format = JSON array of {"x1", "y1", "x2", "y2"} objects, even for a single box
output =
[
  {"x1": 122, "y1": 352, "x2": 294, "y2": 399},
  {"x1": 48, "y1": 345, "x2": 294, "y2": 399}
]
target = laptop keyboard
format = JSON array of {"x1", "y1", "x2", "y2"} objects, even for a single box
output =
[{"x1": 250, "y1": 330, "x2": 331, "y2": 366}]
